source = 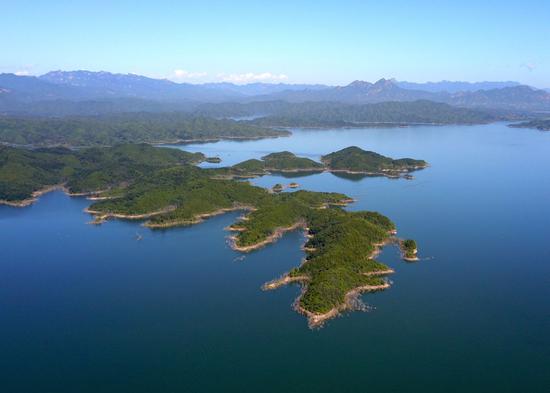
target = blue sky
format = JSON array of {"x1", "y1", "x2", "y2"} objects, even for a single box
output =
[{"x1": 2, "y1": 0, "x2": 549, "y2": 86}]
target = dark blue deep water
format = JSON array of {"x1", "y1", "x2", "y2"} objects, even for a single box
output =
[{"x1": 1, "y1": 124, "x2": 549, "y2": 392}]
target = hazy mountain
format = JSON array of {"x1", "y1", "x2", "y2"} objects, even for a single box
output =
[
  {"x1": 202, "y1": 82, "x2": 329, "y2": 96},
  {"x1": 0, "y1": 73, "x2": 87, "y2": 101},
  {"x1": 448, "y1": 85, "x2": 550, "y2": 110},
  {"x1": 256, "y1": 79, "x2": 435, "y2": 103},
  {"x1": 257, "y1": 79, "x2": 550, "y2": 110},
  {"x1": 39, "y1": 70, "x2": 241, "y2": 102},
  {"x1": 397, "y1": 80, "x2": 521, "y2": 93},
  {"x1": 2, "y1": 71, "x2": 549, "y2": 114}
]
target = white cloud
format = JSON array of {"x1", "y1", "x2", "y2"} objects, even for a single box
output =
[
  {"x1": 14, "y1": 70, "x2": 30, "y2": 76},
  {"x1": 219, "y1": 72, "x2": 289, "y2": 84},
  {"x1": 521, "y1": 62, "x2": 536, "y2": 72},
  {"x1": 171, "y1": 69, "x2": 208, "y2": 81}
]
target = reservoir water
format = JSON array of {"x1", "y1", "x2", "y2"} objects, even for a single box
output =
[{"x1": 1, "y1": 123, "x2": 549, "y2": 392}]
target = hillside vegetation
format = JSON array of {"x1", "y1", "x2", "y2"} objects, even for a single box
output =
[
  {"x1": 1, "y1": 143, "x2": 418, "y2": 325},
  {"x1": 0, "y1": 144, "x2": 204, "y2": 202},
  {"x1": 321, "y1": 146, "x2": 427, "y2": 174},
  {"x1": 228, "y1": 147, "x2": 427, "y2": 178},
  {"x1": 0, "y1": 112, "x2": 288, "y2": 147}
]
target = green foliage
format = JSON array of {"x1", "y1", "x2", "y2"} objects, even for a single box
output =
[
  {"x1": 0, "y1": 144, "x2": 204, "y2": 201},
  {"x1": 321, "y1": 146, "x2": 427, "y2": 173},
  {"x1": 402, "y1": 239, "x2": 418, "y2": 258},
  {"x1": 231, "y1": 151, "x2": 324, "y2": 176},
  {"x1": 232, "y1": 191, "x2": 347, "y2": 247},
  {"x1": 261, "y1": 151, "x2": 323, "y2": 170},
  {"x1": 232, "y1": 159, "x2": 266, "y2": 174},
  {"x1": 246, "y1": 100, "x2": 494, "y2": 127},
  {"x1": 292, "y1": 208, "x2": 394, "y2": 313},
  {"x1": 2, "y1": 143, "x2": 408, "y2": 318},
  {"x1": 0, "y1": 112, "x2": 288, "y2": 147},
  {"x1": 230, "y1": 147, "x2": 426, "y2": 178},
  {"x1": 0, "y1": 145, "x2": 74, "y2": 200}
]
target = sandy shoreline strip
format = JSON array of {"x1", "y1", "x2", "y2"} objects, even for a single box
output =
[
  {"x1": 144, "y1": 205, "x2": 256, "y2": 228},
  {"x1": 229, "y1": 220, "x2": 307, "y2": 252}
]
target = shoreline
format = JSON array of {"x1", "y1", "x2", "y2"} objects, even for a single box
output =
[
  {"x1": 297, "y1": 282, "x2": 392, "y2": 328},
  {"x1": 85, "y1": 205, "x2": 178, "y2": 225},
  {"x1": 226, "y1": 197, "x2": 354, "y2": 252},
  {"x1": 0, "y1": 133, "x2": 290, "y2": 151},
  {"x1": 0, "y1": 184, "x2": 110, "y2": 208},
  {"x1": 263, "y1": 235, "x2": 397, "y2": 328},
  {"x1": 0, "y1": 184, "x2": 69, "y2": 207},
  {"x1": 229, "y1": 220, "x2": 307, "y2": 252},
  {"x1": 143, "y1": 205, "x2": 256, "y2": 229},
  {"x1": 155, "y1": 133, "x2": 289, "y2": 147}
]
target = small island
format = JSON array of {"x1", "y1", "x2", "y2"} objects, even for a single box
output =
[
  {"x1": 401, "y1": 239, "x2": 419, "y2": 261},
  {"x1": 229, "y1": 147, "x2": 427, "y2": 179},
  {"x1": 321, "y1": 146, "x2": 428, "y2": 177},
  {"x1": 509, "y1": 119, "x2": 550, "y2": 131},
  {"x1": 205, "y1": 156, "x2": 222, "y2": 163},
  {"x1": 231, "y1": 151, "x2": 324, "y2": 176},
  {"x1": 1, "y1": 143, "x2": 424, "y2": 327}
]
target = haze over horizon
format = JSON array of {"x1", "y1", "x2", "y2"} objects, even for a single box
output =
[{"x1": 2, "y1": 1, "x2": 549, "y2": 88}]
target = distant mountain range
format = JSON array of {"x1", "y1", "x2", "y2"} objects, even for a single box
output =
[
  {"x1": 258, "y1": 78, "x2": 550, "y2": 110},
  {"x1": 395, "y1": 80, "x2": 521, "y2": 93},
  {"x1": 1, "y1": 70, "x2": 549, "y2": 115}
]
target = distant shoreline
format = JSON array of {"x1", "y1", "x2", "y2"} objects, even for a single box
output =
[{"x1": 0, "y1": 184, "x2": 107, "y2": 208}]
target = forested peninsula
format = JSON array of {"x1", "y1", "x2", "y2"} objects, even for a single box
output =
[{"x1": 0, "y1": 143, "x2": 423, "y2": 326}]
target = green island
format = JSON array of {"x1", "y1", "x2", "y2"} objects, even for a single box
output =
[
  {"x1": 509, "y1": 119, "x2": 550, "y2": 131},
  {"x1": 0, "y1": 112, "x2": 288, "y2": 147},
  {"x1": 204, "y1": 156, "x2": 222, "y2": 163},
  {"x1": 401, "y1": 239, "x2": 419, "y2": 261},
  {"x1": 321, "y1": 146, "x2": 428, "y2": 176},
  {"x1": 229, "y1": 147, "x2": 427, "y2": 179},
  {"x1": 231, "y1": 151, "x2": 324, "y2": 176},
  {"x1": 0, "y1": 143, "x2": 422, "y2": 327}
]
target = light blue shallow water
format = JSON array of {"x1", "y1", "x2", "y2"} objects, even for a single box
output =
[{"x1": 1, "y1": 123, "x2": 549, "y2": 392}]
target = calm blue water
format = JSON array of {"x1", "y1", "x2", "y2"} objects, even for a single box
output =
[{"x1": 1, "y1": 124, "x2": 549, "y2": 392}]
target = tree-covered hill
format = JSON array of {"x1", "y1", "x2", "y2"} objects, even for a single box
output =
[
  {"x1": 321, "y1": 146, "x2": 427, "y2": 174},
  {"x1": 0, "y1": 112, "x2": 288, "y2": 147},
  {"x1": 0, "y1": 144, "x2": 204, "y2": 202},
  {"x1": 248, "y1": 100, "x2": 495, "y2": 127}
]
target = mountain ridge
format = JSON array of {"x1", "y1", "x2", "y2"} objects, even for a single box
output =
[{"x1": 1, "y1": 71, "x2": 549, "y2": 113}]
